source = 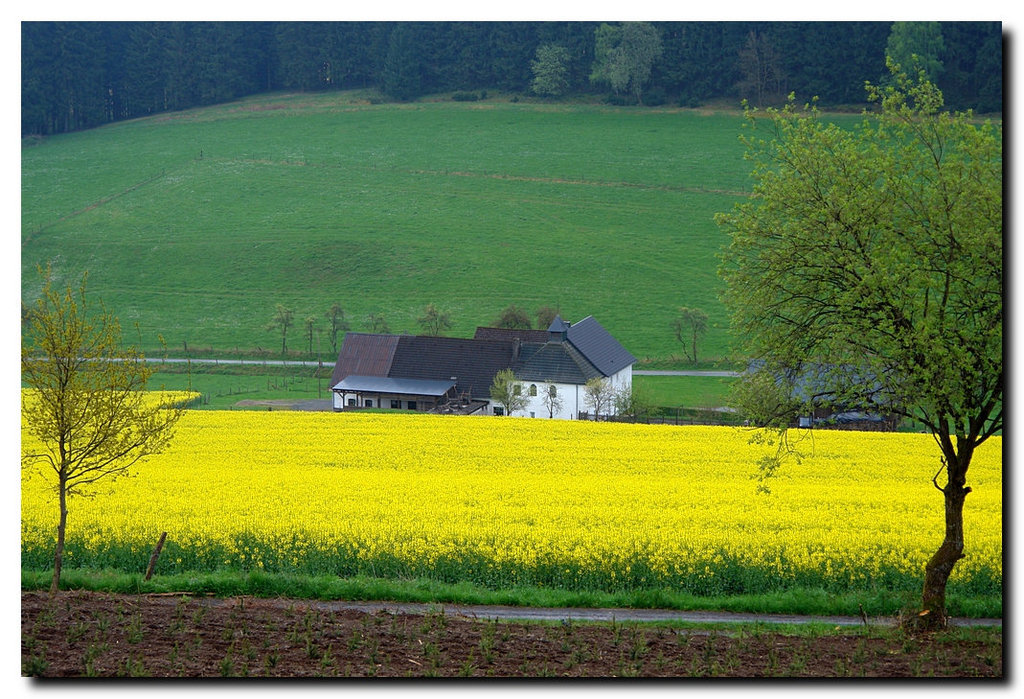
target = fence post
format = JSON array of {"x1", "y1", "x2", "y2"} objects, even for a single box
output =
[{"x1": 144, "y1": 532, "x2": 168, "y2": 581}]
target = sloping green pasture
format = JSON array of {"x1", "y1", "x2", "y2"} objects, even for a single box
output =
[{"x1": 22, "y1": 92, "x2": 854, "y2": 361}]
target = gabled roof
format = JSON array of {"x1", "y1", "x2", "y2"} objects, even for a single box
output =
[
  {"x1": 473, "y1": 327, "x2": 550, "y2": 343},
  {"x1": 565, "y1": 316, "x2": 636, "y2": 377},
  {"x1": 513, "y1": 341, "x2": 603, "y2": 384},
  {"x1": 388, "y1": 335, "x2": 515, "y2": 400},
  {"x1": 330, "y1": 333, "x2": 400, "y2": 387}
]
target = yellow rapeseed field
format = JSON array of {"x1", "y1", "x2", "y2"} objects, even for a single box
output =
[{"x1": 21, "y1": 406, "x2": 1002, "y2": 596}]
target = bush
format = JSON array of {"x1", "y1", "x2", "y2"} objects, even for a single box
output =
[
  {"x1": 452, "y1": 91, "x2": 480, "y2": 102},
  {"x1": 643, "y1": 88, "x2": 668, "y2": 106}
]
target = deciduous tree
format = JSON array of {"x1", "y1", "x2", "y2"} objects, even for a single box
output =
[
  {"x1": 583, "y1": 377, "x2": 615, "y2": 420},
  {"x1": 21, "y1": 267, "x2": 185, "y2": 595},
  {"x1": 325, "y1": 303, "x2": 350, "y2": 357},
  {"x1": 540, "y1": 381, "x2": 563, "y2": 418},
  {"x1": 266, "y1": 304, "x2": 294, "y2": 356},
  {"x1": 716, "y1": 64, "x2": 1002, "y2": 628},
  {"x1": 494, "y1": 304, "x2": 532, "y2": 330},
  {"x1": 489, "y1": 368, "x2": 529, "y2": 416},
  {"x1": 530, "y1": 43, "x2": 570, "y2": 97},
  {"x1": 417, "y1": 303, "x2": 453, "y2": 336},
  {"x1": 672, "y1": 307, "x2": 708, "y2": 366},
  {"x1": 590, "y1": 22, "x2": 663, "y2": 104}
]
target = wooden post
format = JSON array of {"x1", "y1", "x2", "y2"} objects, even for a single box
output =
[{"x1": 144, "y1": 532, "x2": 168, "y2": 581}]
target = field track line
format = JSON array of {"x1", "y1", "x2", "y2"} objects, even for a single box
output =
[{"x1": 140, "y1": 594, "x2": 1002, "y2": 628}]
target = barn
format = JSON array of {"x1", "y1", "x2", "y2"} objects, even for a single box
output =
[{"x1": 329, "y1": 315, "x2": 635, "y2": 419}]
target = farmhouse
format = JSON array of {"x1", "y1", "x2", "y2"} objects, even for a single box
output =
[{"x1": 330, "y1": 315, "x2": 635, "y2": 419}]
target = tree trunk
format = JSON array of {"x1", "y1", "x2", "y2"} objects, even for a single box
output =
[
  {"x1": 918, "y1": 445, "x2": 973, "y2": 630},
  {"x1": 50, "y1": 481, "x2": 68, "y2": 596}
]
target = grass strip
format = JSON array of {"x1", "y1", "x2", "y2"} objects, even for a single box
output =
[{"x1": 21, "y1": 568, "x2": 1001, "y2": 620}]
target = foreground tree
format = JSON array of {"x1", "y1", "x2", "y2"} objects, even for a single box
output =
[
  {"x1": 530, "y1": 43, "x2": 570, "y2": 98},
  {"x1": 489, "y1": 368, "x2": 529, "y2": 416},
  {"x1": 22, "y1": 268, "x2": 185, "y2": 595},
  {"x1": 717, "y1": 64, "x2": 1002, "y2": 628}
]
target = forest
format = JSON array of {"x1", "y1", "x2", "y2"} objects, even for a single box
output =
[{"x1": 22, "y1": 21, "x2": 1001, "y2": 137}]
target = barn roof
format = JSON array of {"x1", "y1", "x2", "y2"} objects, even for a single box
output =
[
  {"x1": 332, "y1": 375, "x2": 456, "y2": 396},
  {"x1": 388, "y1": 335, "x2": 515, "y2": 400},
  {"x1": 329, "y1": 333, "x2": 400, "y2": 387},
  {"x1": 473, "y1": 326, "x2": 550, "y2": 343}
]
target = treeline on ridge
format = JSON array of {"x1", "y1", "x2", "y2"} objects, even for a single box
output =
[{"x1": 22, "y1": 21, "x2": 1002, "y2": 136}]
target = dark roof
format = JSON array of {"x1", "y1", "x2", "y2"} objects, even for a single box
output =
[
  {"x1": 513, "y1": 341, "x2": 603, "y2": 384},
  {"x1": 473, "y1": 327, "x2": 550, "y2": 343},
  {"x1": 330, "y1": 333, "x2": 400, "y2": 387},
  {"x1": 332, "y1": 375, "x2": 456, "y2": 396},
  {"x1": 330, "y1": 317, "x2": 635, "y2": 401},
  {"x1": 388, "y1": 336, "x2": 515, "y2": 400},
  {"x1": 566, "y1": 316, "x2": 636, "y2": 377},
  {"x1": 547, "y1": 315, "x2": 571, "y2": 333}
]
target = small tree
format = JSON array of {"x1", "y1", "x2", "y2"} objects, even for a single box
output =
[
  {"x1": 494, "y1": 304, "x2": 532, "y2": 330},
  {"x1": 366, "y1": 313, "x2": 390, "y2": 334},
  {"x1": 535, "y1": 306, "x2": 559, "y2": 331},
  {"x1": 672, "y1": 307, "x2": 709, "y2": 366},
  {"x1": 303, "y1": 316, "x2": 318, "y2": 358},
  {"x1": 418, "y1": 303, "x2": 453, "y2": 336},
  {"x1": 613, "y1": 384, "x2": 655, "y2": 421},
  {"x1": 489, "y1": 368, "x2": 529, "y2": 416},
  {"x1": 583, "y1": 377, "x2": 615, "y2": 420},
  {"x1": 540, "y1": 381, "x2": 564, "y2": 418},
  {"x1": 21, "y1": 268, "x2": 185, "y2": 595},
  {"x1": 266, "y1": 304, "x2": 294, "y2": 356},
  {"x1": 325, "y1": 303, "x2": 350, "y2": 356}
]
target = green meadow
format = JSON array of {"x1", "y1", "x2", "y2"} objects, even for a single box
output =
[
  {"x1": 21, "y1": 91, "x2": 766, "y2": 360},
  {"x1": 22, "y1": 92, "x2": 867, "y2": 406}
]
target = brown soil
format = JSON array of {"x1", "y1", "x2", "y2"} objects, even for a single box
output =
[{"x1": 21, "y1": 591, "x2": 1002, "y2": 678}]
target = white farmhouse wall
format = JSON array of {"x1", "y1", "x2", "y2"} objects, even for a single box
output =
[{"x1": 484, "y1": 367, "x2": 634, "y2": 420}]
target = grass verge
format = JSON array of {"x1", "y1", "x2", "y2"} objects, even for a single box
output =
[{"x1": 22, "y1": 568, "x2": 1001, "y2": 621}]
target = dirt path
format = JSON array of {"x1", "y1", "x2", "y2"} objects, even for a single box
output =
[{"x1": 178, "y1": 597, "x2": 1001, "y2": 628}]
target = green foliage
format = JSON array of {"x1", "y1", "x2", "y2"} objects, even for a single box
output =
[
  {"x1": 489, "y1": 368, "x2": 529, "y2": 416},
  {"x1": 718, "y1": 67, "x2": 1001, "y2": 443},
  {"x1": 717, "y1": 65, "x2": 1002, "y2": 619},
  {"x1": 493, "y1": 304, "x2": 532, "y2": 330},
  {"x1": 886, "y1": 22, "x2": 945, "y2": 84},
  {"x1": 530, "y1": 44, "x2": 570, "y2": 97},
  {"x1": 21, "y1": 267, "x2": 186, "y2": 593},
  {"x1": 590, "y1": 22, "x2": 664, "y2": 104}
]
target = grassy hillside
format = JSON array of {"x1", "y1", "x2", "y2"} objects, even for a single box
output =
[{"x1": 21, "y1": 91, "x2": 843, "y2": 362}]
